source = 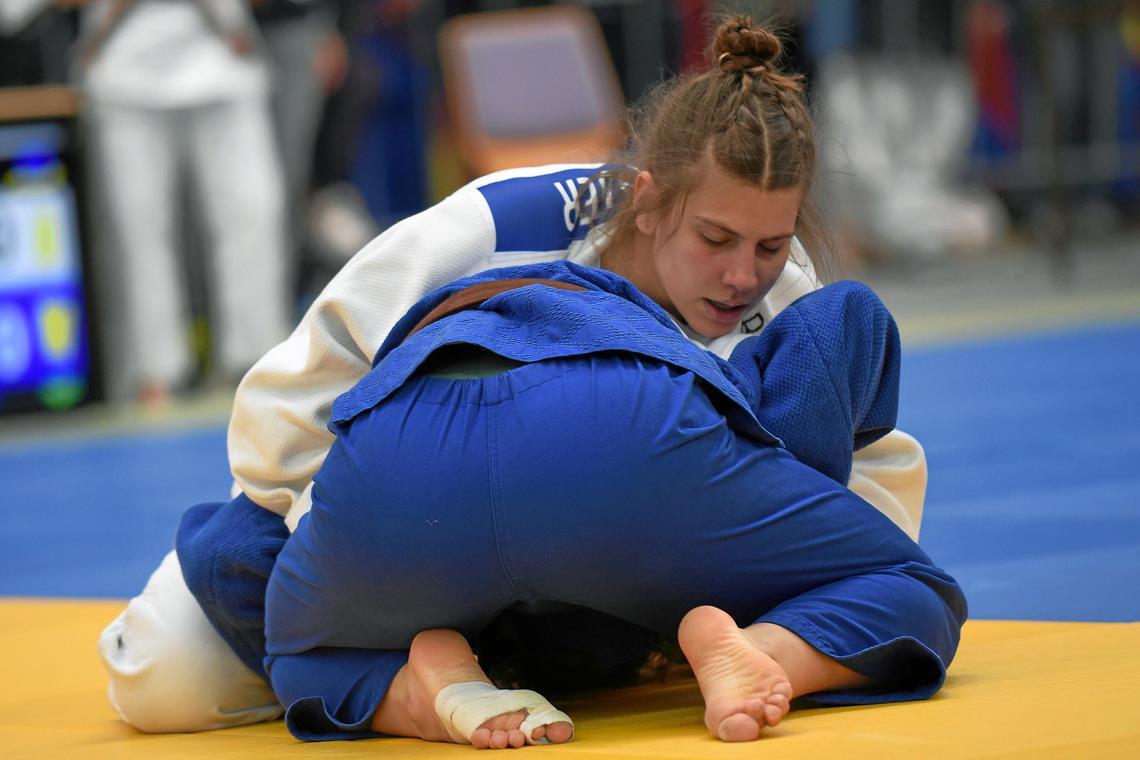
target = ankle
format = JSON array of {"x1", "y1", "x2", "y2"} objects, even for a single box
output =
[
  {"x1": 371, "y1": 665, "x2": 416, "y2": 734},
  {"x1": 409, "y1": 630, "x2": 491, "y2": 696},
  {"x1": 741, "y1": 623, "x2": 793, "y2": 663},
  {"x1": 743, "y1": 623, "x2": 869, "y2": 697}
]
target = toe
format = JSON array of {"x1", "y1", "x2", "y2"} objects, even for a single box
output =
[
  {"x1": 507, "y1": 729, "x2": 526, "y2": 748},
  {"x1": 471, "y1": 727, "x2": 491, "y2": 748},
  {"x1": 544, "y1": 721, "x2": 574, "y2": 744},
  {"x1": 490, "y1": 729, "x2": 509, "y2": 749},
  {"x1": 717, "y1": 713, "x2": 762, "y2": 742}
]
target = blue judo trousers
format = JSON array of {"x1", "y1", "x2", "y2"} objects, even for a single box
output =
[{"x1": 177, "y1": 261, "x2": 967, "y2": 741}]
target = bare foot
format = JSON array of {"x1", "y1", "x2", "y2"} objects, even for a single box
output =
[
  {"x1": 678, "y1": 606, "x2": 793, "y2": 742},
  {"x1": 372, "y1": 629, "x2": 573, "y2": 748}
]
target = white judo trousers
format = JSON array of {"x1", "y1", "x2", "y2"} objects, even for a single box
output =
[
  {"x1": 88, "y1": 96, "x2": 290, "y2": 387},
  {"x1": 98, "y1": 551, "x2": 282, "y2": 732}
]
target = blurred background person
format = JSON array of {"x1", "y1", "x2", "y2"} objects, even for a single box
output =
[
  {"x1": 250, "y1": 0, "x2": 349, "y2": 315},
  {"x1": 343, "y1": 0, "x2": 430, "y2": 228},
  {"x1": 76, "y1": 0, "x2": 291, "y2": 404},
  {"x1": 295, "y1": 0, "x2": 428, "y2": 307}
]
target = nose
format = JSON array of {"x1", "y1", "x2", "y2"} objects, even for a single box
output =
[{"x1": 722, "y1": 249, "x2": 761, "y2": 293}]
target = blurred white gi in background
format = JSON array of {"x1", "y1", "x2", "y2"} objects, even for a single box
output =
[{"x1": 80, "y1": 0, "x2": 290, "y2": 401}]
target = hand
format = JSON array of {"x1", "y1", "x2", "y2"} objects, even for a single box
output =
[
  {"x1": 313, "y1": 32, "x2": 349, "y2": 94},
  {"x1": 229, "y1": 31, "x2": 255, "y2": 57}
]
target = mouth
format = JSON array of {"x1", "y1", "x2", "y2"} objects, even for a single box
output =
[{"x1": 702, "y1": 298, "x2": 749, "y2": 323}]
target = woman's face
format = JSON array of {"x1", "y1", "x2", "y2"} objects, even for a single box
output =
[{"x1": 634, "y1": 165, "x2": 802, "y2": 339}]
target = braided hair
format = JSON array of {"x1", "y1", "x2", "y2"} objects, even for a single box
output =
[
  {"x1": 594, "y1": 15, "x2": 829, "y2": 275},
  {"x1": 711, "y1": 18, "x2": 814, "y2": 189}
]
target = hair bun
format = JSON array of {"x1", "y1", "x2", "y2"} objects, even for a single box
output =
[{"x1": 714, "y1": 16, "x2": 782, "y2": 74}]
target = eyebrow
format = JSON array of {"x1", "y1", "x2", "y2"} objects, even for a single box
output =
[{"x1": 694, "y1": 215, "x2": 794, "y2": 243}]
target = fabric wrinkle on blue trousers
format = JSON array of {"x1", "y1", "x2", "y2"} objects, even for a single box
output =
[{"x1": 177, "y1": 261, "x2": 967, "y2": 741}]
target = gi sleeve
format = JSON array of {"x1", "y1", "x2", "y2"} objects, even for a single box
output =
[{"x1": 227, "y1": 185, "x2": 498, "y2": 522}]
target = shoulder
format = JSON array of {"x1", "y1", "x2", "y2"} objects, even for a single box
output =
[
  {"x1": 465, "y1": 163, "x2": 616, "y2": 255},
  {"x1": 340, "y1": 163, "x2": 619, "y2": 272}
]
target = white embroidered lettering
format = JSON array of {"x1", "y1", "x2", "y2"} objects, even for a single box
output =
[
  {"x1": 556, "y1": 175, "x2": 612, "y2": 232},
  {"x1": 554, "y1": 180, "x2": 578, "y2": 231}
]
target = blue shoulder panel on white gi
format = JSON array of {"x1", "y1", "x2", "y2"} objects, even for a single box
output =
[{"x1": 477, "y1": 167, "x2": 615, "y2": 253}]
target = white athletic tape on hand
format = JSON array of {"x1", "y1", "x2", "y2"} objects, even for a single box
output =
[{"x1": 433, "y1": 681, "x2": 574, "y2": 745}]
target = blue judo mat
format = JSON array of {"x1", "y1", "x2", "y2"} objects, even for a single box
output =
[
  {"x1": 1, "y1": 320, "x2": 1137, "y2": 621},
  {"x1": 900, "y1": 320, "x2": 1140, "y2": 622}
]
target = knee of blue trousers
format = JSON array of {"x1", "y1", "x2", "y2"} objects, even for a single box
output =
[
  {"x1": 97, "y1": 551, "x2": 283, "y2": 732},
  {"x1": 729, "y1": 281, "x2": 900, "y2": 480},
  {"x1": 803, "y1": 281, "x2": 900, "y2": 449},
  {"x1": 777, "y1": 280, "x2": 898, "y2": 378}
]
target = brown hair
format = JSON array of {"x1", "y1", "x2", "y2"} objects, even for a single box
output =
[{"x1": 589, "y1": 14, "x2": 832, "y2": 278}]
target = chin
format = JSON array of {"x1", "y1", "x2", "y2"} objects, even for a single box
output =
[{"x1": 690, "y1": 321, "x2": 735, "y2": 340}]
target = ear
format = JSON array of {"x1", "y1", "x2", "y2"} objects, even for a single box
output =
[{"x1": 633, "y1": 170, "x2": 658, "y2": 235}]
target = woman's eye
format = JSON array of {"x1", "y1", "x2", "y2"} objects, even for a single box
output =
[{"x1": 701, "y1": 233, "x2": 728, "y2": 246}]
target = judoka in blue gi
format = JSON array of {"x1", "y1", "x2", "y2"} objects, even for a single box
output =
[{"x1": 179, "y1": 259, "x2": 966, "y2": 745}]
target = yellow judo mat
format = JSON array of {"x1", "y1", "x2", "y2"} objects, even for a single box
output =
[{"x1": 4, "y1": 599, "x2": 1138, "y2": 759}]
